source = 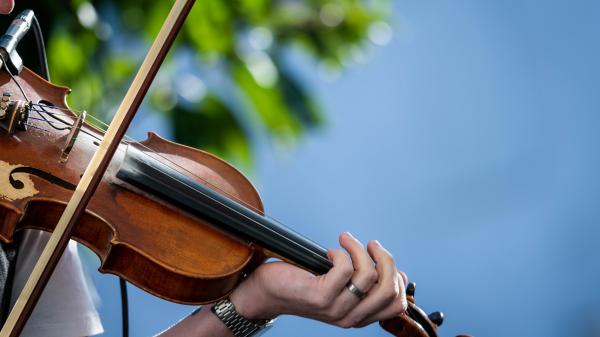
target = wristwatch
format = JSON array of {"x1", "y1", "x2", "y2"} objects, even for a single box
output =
[{"x1": 211, "y1": 298, "x2": 276, "y2": 337}]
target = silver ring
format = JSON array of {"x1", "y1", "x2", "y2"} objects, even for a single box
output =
[{"x1": 346, "y1": 281, "x2": 366, "y2": 299}]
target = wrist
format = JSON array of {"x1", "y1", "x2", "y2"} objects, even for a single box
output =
[
  {"x1": 156, "y1": 306, "x2": 234, "y2": 337},
  {"x1": 229, "y1": 274, "x2": 278, "y2": 321}
]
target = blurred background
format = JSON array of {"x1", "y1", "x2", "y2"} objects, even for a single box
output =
[{"x1": 4, "y1": 0, "x2": 600, "y2": 336}]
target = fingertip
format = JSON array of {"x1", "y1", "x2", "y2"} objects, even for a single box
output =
[
  {"x1": 367, "y1": 240, "x2": 395, "y2": 266},
  {"x1": 327, "y1": 248, "x2": 344, "y2": 261},
  {"x1": 339, "y1": 232, "x2": 353, "y2": 248},
  {"x1": 339, "y1": 231, "x2": 353, "y2": 243},
  {"x1": 399, "y1": 271, "x2": 408, "y2": 285},
  {"x1": 326, "y1": 248, "x2": 337, "y2": 260},
  {"x1": 0, "y1": 0, "x2": 14, "y2": 15},
  {"x1": 367, "y1": 240, "x2": 380, "y2": 252}
]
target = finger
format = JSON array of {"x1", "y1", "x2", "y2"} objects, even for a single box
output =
[
  {"x1": 321, "y1": 233, "x2": 378, "y2": 321},
  {"x1": 399, "y1": 270, "x2": 408, "y2": 286},
  {"x1": 355, "y1": 272, "x2": 408, "y2": 326},
  {"x1": 0, "y1": 0, "x2": 14, "y2": 15},
  {"x1": 309, "y1": 248, "x2": 354, "y2": 307},
  {"x1": 339, "y1": 232, "x2": 378, "y2": 295},
  {"x1": 334, "y1": 240, "x2": 400, "y2": 328}
]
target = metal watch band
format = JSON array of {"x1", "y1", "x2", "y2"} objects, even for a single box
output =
[{"x1": 211, "y1": 298, "x2": 273, "y2": 337}]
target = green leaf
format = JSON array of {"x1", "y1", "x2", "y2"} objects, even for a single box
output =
[
  {"x1": 171, "y1": 95, "x2": 252, "y2": 169},
  {"x1": 232, "y1": 57, "x2": 302, "y2": 144}
]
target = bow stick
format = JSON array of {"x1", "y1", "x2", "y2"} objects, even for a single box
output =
[{"x1": 0, "y1": 0, "x2": 196, "y2": 335}]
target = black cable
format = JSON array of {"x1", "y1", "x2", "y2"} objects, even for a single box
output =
[
  {"x1": 30, "y1": 14, "x2": 49, "y2": 81},
  {"x1": 119, "y1": 278, "x2": 129, "y2": 337}
]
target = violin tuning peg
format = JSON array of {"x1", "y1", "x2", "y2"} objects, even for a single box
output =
[
  {"x1": 428, "y1": 311, "x2": 444, "y2": 327},
  {"x1": 406, "y1": 282, "x2": 416, "y2": 297}
]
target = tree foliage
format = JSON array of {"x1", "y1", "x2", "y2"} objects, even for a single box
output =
[{"x1": 8, "y1": 0, "x2": 390, "y2": 169}]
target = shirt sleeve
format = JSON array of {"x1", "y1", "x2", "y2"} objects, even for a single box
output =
[{"x1": 9, "y1": 229, "x2": 104, "y2": 337}]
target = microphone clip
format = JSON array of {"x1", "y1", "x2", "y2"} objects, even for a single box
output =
[{"x1": 0, "y1": 9, "x2": 34, "y2": 75}]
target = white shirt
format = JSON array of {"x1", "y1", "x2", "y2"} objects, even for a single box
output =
[{"x1": 9, "y1": 230, "x2": 104, "y2": 337}]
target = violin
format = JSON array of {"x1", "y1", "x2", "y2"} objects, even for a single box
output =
[{"x1": 0, "y1": 1, "x2": 469, "y2": 337}]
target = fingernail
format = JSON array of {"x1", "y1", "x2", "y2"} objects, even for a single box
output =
[{"x1": 374, "y1": 240, "x2": 382, "y2": 246}]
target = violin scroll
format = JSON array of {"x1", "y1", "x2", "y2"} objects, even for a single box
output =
[{"x1": 380, "y1": 282, "x2": 472, "y2": 337}]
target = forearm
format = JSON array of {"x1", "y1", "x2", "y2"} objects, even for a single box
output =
[
  {"x1": 156, "y1": 276, "x2": 271, "y2": 337},
  {"x1": 155, "y1": 306, "x2": 234, "y2": 337}
]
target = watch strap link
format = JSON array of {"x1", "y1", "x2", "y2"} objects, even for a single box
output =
[{"x1": 211, "y1": 298, "x2": 269, "y2": 337}]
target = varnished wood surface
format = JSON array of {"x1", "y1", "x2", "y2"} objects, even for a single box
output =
[{"x1": 0, "y1": 63, "x2": 265, "y2": 305}]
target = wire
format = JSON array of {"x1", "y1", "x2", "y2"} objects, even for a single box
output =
[
  {"x1": 119, "y1": 278, "x2": 129, "y2": 337},
  {"x1": 30, "y1": 14, "x2": 49, "y2": 81}
]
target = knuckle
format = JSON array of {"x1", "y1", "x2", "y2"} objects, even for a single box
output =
[
  {"x1": 329, "y1": 249, "x2": 344, "y2": 261},
  {"x1": 400, "y1": 298, "x2": 408, "y2": 313},
  {"x1": 337, "y1": 321, "x2": 352, "y2": 329},
  {"x1": 309, "y1": 293, "x2": 329, "y2": 310},
  {"x1": 383, "y1": 286, "x2": 400, "y2": 302},
  {"x1": 391, "y1": 298, "x2": 408, "y2": 316},
  {"x1": 341, "y1": 264, "x2": 354, "y2": 280},
  {"x1": 355, "y1": 321, "x2": 369, "y2": 328},
  {"x1": 325, "y1": 307, "x2": 345, "y2": 321},
  {"x1": 337, "y1": 317, "x2": 360, "y2": 329},
  {"x1": 365, "y1": 269, "x2": 378, "y2": 284}
]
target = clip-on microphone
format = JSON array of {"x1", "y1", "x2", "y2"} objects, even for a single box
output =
[{"x1": 0, "y1": 9, "x2": 34, "y2": 75}]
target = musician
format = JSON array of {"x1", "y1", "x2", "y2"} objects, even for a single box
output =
[{"x1": 0, "y1": 1, "x2": 408, "y2": 336}]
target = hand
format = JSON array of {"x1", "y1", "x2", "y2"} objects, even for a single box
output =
[
  {"x1": 0, "y1": 0, "x2": 14, "y2": 15},
  {"x1": 230, "y1": 232, "x2": 408, "y2": 328}
]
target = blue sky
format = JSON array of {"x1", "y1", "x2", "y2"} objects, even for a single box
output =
[{"x1": 86, "y1": 1, "x2": 600, "y2": 336}]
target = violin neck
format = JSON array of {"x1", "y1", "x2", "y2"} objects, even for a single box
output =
[{"x1": 116, "y1": 145, "x2": 333, "y2": 275}]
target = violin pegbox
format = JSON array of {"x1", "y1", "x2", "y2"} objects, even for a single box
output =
[
  {"x1": 380, "y1": 282, "x2": 474, "y2": 337},
  {"x1": 380, "y1": 282, "x2": 443, "y2": 337}
]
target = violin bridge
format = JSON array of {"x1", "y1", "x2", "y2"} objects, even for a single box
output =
[{"x1": 60, "y1": 110, "x2": 86, "y2": 163}]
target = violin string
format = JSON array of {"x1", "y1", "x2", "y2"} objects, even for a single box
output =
[
  {"x1": 27, "y1": 115, "x2": 71, "y2": 130},
  {"x1": 33, "y1": 96, "x2": 266, "y2": 217},
  {"x1": 29, "y1": 102, "x2": 83, "y2": 114},
  {"x1": 112, "y1": 136, "x2": 327, "y2": 261},
  {"x1": 62, "y1": 109, "x2": 322, "y2": 260},
  {"x1": 4, "y1": 72, "x2": 322, "y2": 259},
  {"x1": 28, "y1": 100, "x2": 261, "y2": 213},
  {"x1": 30, "y1": 105, "x2": 73, "y2": 127},
  {"x1": 23, "y1": 123, "x2": 50, "y2": 133},
  {"x1": 28, "y1": 107, "x2": 108, "y2": 142},
  {"x1": 28, "y1": 104, "x2": 134, "y2": 145},
  {"x1": 43, "y1": 106, "x2": 266, "y2": 213}
]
